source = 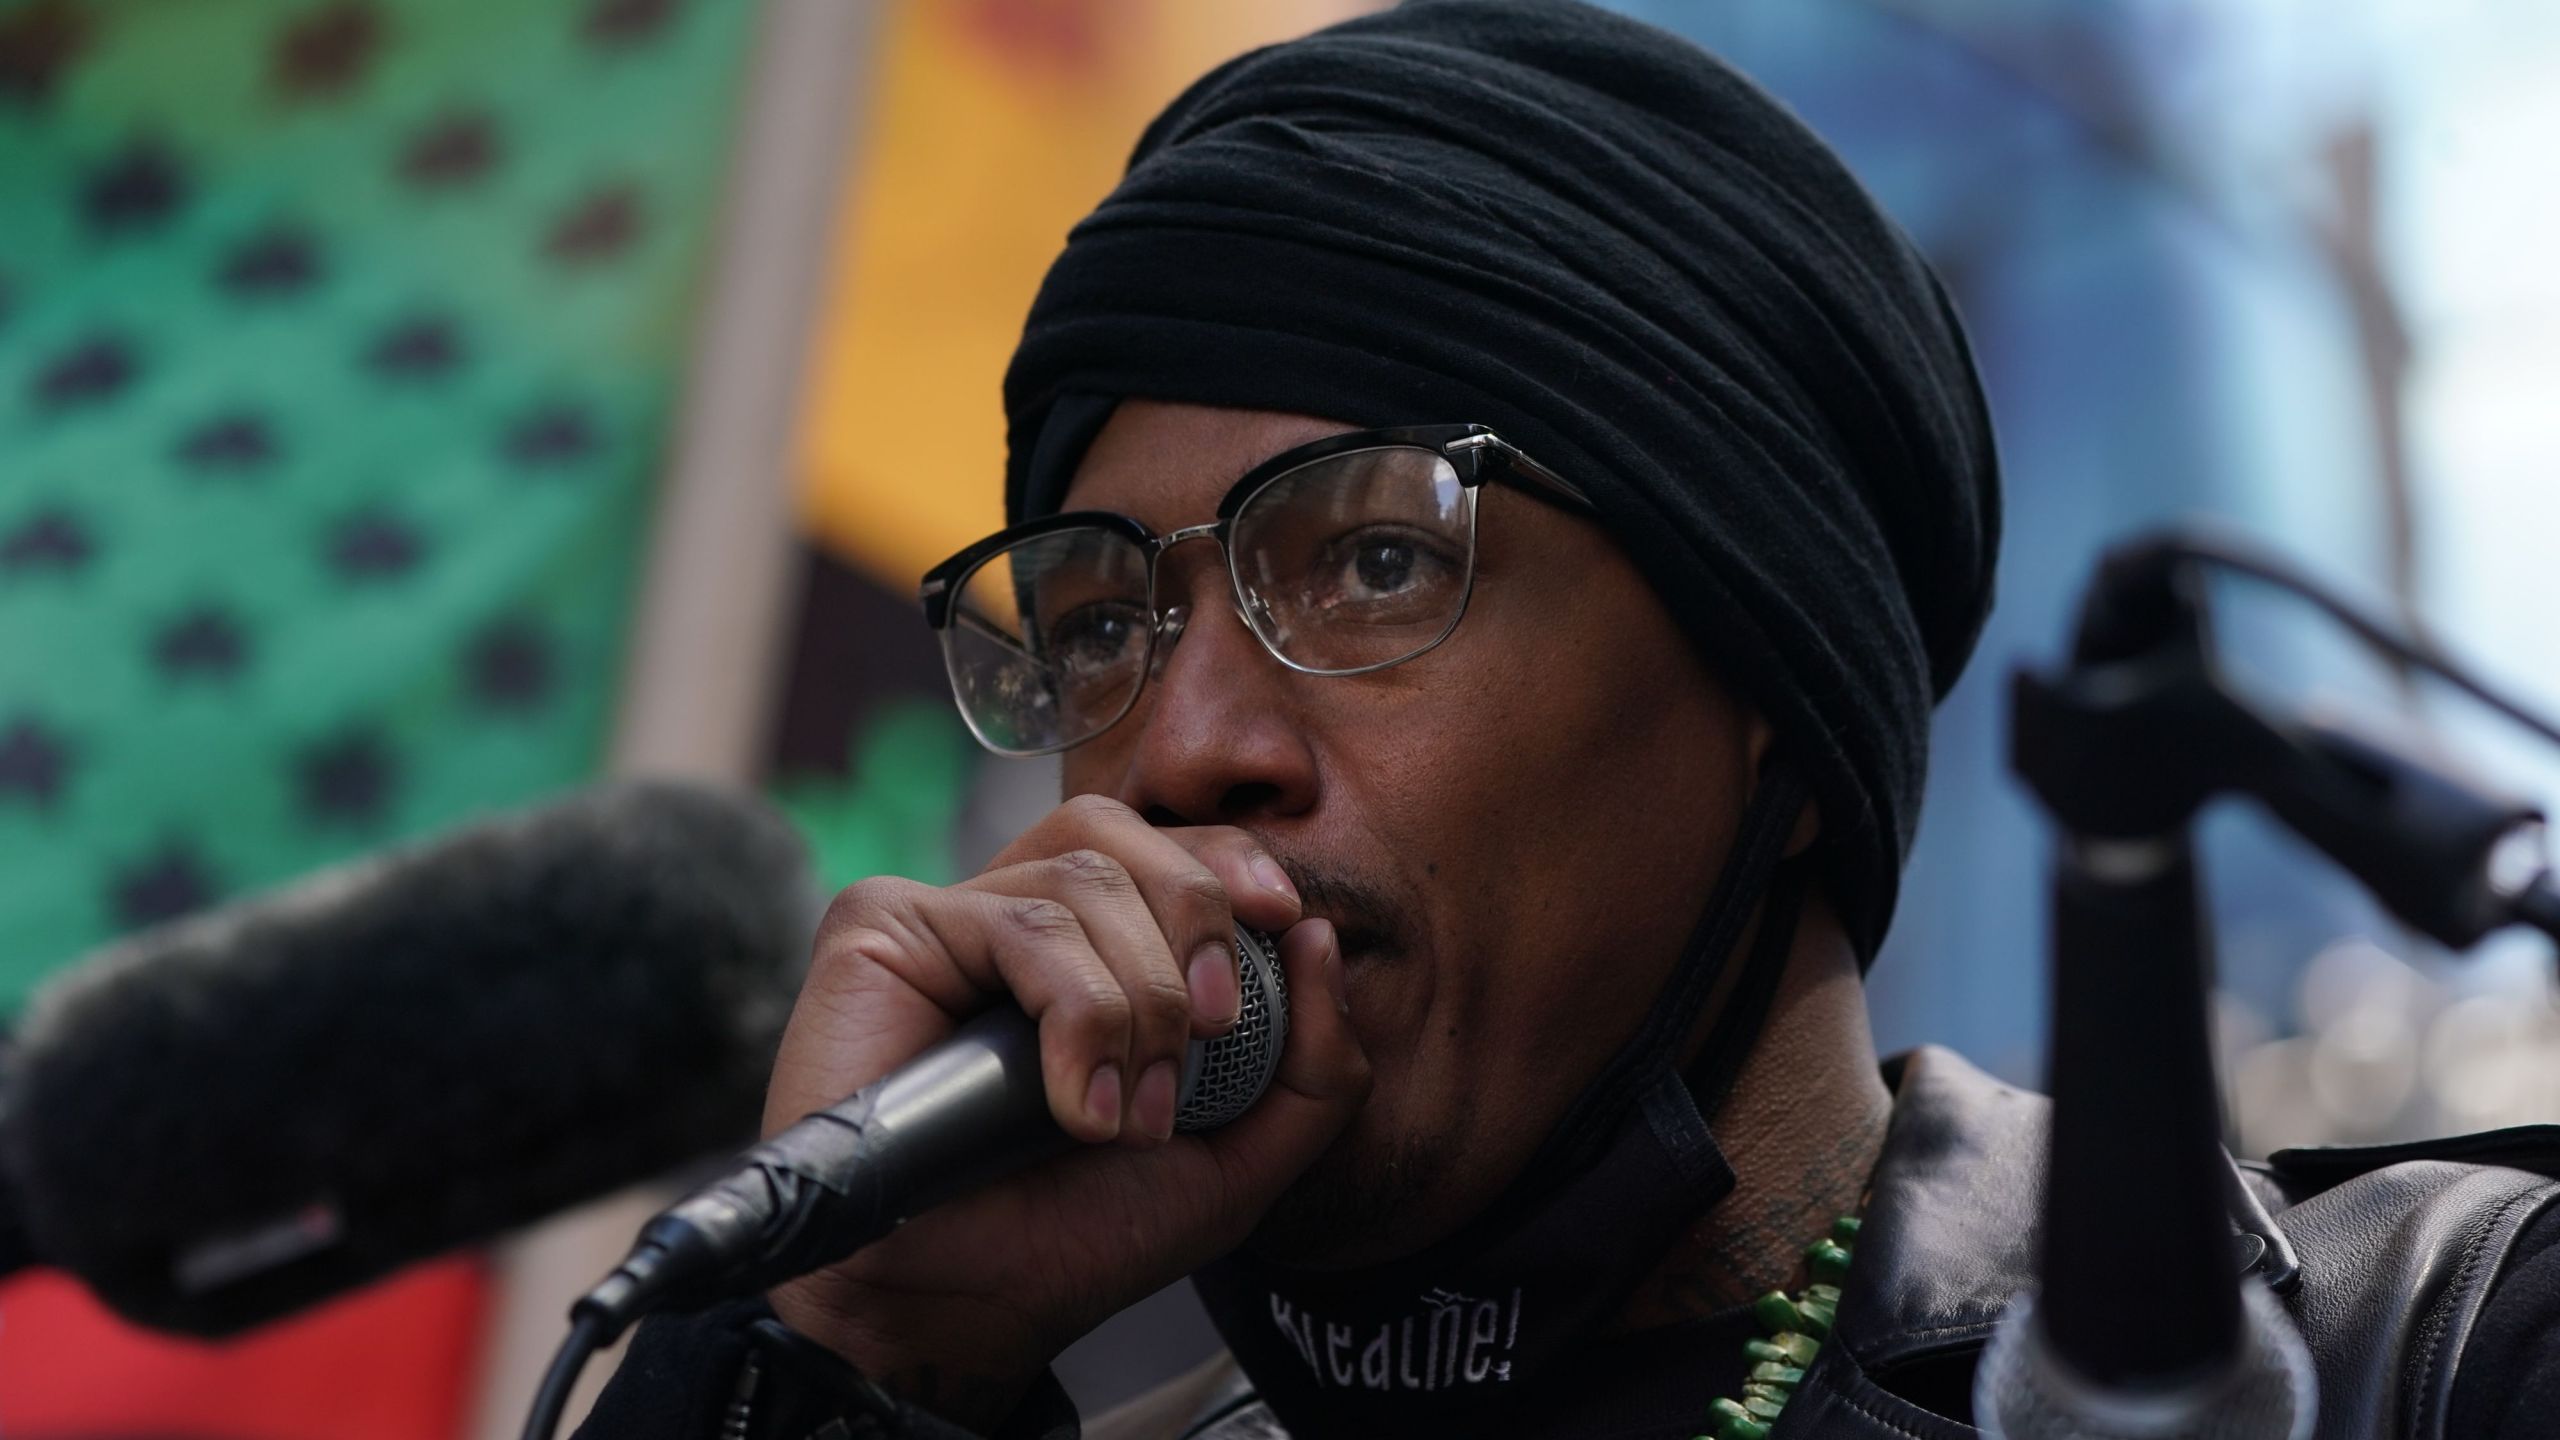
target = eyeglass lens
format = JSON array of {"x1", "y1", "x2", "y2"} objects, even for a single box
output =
[{"x1": 942, "y1": 445, "x2": 1474, "y2": 754}]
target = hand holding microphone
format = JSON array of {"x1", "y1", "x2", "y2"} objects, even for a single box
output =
[{"x1": 663, "y1": 795, "x2": 1371, "y2": 1434}]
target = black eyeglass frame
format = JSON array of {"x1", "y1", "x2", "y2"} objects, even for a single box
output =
[{"x1": 918, "y1": 423, "x2": 1598, "y2": 755}]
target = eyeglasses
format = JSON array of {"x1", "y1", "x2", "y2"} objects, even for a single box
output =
[{"x1": 919, "y1": 423, "x2": 1597, "y2": 757}]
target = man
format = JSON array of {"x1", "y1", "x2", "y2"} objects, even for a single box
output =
[{"x1": 586, "y1": 4, "x2": 2560, "y2": 1437}]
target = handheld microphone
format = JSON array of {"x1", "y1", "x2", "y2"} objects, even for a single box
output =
[
  {"x1": 0, "y1": 781, "x2": 817, "y2": 1337},
  {"x1": 570, "y1": 926, "x2": 1289, "y2": 1335}
]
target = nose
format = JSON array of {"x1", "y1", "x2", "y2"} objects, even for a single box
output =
[{"x1": 1101, "y1": 554, "x2": 1319, "y2": 827}]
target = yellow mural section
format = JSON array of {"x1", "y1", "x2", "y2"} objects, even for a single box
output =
[{"x1": 795, "y1": 0, "x2": 1377, "y2": 592}]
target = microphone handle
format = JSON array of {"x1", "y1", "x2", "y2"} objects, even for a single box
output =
[
  {"x1": 573, "y1": 925, "x2": 1279, "y2": 1335},
  {"x1": 602, "y1": 1007, "x2": 1072, "y2": 1319},
  {"x1": 2040, "y1": 834, "x2": 2239, "y2": 1385}
]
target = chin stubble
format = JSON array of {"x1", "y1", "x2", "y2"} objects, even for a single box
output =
[
  {"x1": 1243, "y1": 1116, "x2": 1463, "y2": 1266},
  {"x1": 1241, "y1": 848, "x2": 1447, "y2": 1263}
]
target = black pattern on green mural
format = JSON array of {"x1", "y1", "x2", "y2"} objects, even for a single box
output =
[{"x1": 0, "y1": 0, "x2": 761, "y2": 1009}]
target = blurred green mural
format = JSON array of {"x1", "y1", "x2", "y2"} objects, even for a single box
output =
[{"x1": 0, "y1": 0, "x2": 760, "y2": 1009}]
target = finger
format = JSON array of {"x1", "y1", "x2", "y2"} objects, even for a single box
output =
[
  {"x1": 995, "y1": 797, "x2": 1303, "y2": 1038},
  {"x1": 800, "y1": 878, "x2": 1137, "y2": 1145},
  {"x1": 1071, "y1": 822, "x2": 1261, "y2": 1042},
  {"x1": 965, "y1": 848, "x2": 1194, "y2": 1144},
  {"x1": 997, "y1": 796, "x2": 1303, "y2": 939},
  {"x1": 1152, "y1": 823, "x2": 1304, "y2": 939}
]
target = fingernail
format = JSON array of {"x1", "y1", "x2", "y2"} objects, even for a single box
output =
[
  {"x1": 1136, "y1": 1059, "x2": 1178, "y2": 1140},
  {"x1": 1249, "y1": 852, "x2": 1298, "y2": 905},
  {"x1": 1188, "y1": 939, "x2": 1239, "y2": 1027},
  {"x1": 1084, "y1": 1063, "x2": 1122, "y2": 1135}
]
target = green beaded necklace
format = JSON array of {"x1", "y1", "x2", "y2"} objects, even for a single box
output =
[{"x1": 1695, "y1": 1214, "x2": 1860, "y2": 1440}]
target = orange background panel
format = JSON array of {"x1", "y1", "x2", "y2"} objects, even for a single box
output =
[
  {"x1": 795, "y1": 0, "x2": 1378, "y2": 595},
  {"x1": 0, "y1": 1261, "x2": 487, "y2": 1440}
]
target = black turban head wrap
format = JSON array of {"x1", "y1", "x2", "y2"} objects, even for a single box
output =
[{"x1": 1003, "y1": 0, "x2": 2000, "y2": 962}]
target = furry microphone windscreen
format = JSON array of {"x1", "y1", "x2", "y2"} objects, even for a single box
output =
[{"x1": 0, "y1": 781, "x2": 820, "y2": 1337}]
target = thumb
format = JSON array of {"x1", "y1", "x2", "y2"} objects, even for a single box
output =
[
  {"x1": 1006, "y1": 919, "x2": 1367, "y2": 1279},
  {"x1": 1192, "y1": 917, "x2": 1371, "y2": 1220}
]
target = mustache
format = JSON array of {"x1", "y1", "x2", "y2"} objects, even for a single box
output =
[{"x1": 1257, "y1": 849, "x2": 1407, "y2": 954}]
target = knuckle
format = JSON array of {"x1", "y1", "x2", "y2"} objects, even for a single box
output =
[
  {"x1": 828, "y1": 925, "x2": 905, "y2": 973},
  {"x1": 811, "y1": 879, "x2": 949, "y2": 989},
  {"x1": 1058, "y1": 792, "x2": 1137, "y2": 829},
  {"x1": 815, "y1": 923, "x2": 926, "y2": 994},
  {"x1": 819, "y1": 874, "x2": 922, "y2": 934},
  {"x1": 1048, "y1": 846, "x2": 1137, "y2": 900},
  {"x1": 1004, "y1": 896, "x2": 1085, "y2": 947},
  {"x1": 1162, "y1": 864, "x2": 1233, "y2": 934},
  {"x1": 1133, "y1": 972, "x2": 1195, "y2": 1032},
  {"x1": 1056, "y1": 973, "x2": 1134, "y2": 1038}
]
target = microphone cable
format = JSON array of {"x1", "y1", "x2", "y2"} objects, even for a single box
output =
[
  {"x1": 2123, "y1": 530, "x2": 2560, "y2": 748},
  {"x1": 521, "y1": 1310, "x2": 612, "y2": 1440}
]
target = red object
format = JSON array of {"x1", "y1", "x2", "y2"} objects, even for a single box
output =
[{"x1": 0, "y1": 1260, "x2": 488, "y2": 1440}]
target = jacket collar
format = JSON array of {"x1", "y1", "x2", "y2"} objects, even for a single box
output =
[{"x1": 1835, "y1": 1046, "x2": 2050, "y2": 1372}]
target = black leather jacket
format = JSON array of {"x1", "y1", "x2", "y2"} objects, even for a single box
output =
[{"x1": 1773, "y1": 1047, "x2": 2560, "y2": 1440}]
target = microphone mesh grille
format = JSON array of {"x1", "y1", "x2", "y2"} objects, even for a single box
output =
[{"x1": 1176, "y1": 928, "x2": 1287, "y2": 1132}]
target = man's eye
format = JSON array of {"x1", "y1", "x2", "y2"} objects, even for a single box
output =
[
  {"x1": 1042, "y1": 603, "x2": 1146, "y2": 673},
  {"x1": 1353, "y1": 541, "x2": 1418, "y2": 595},
  {"x1": 1311, "y1": 527, "x2": 1459, "y2": 611}
]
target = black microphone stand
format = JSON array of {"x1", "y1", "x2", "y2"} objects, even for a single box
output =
[{"x1": 1983, "y1": 534, "x2": 2554, "y2": 1439}]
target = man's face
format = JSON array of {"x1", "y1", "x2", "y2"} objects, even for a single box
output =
[{"x1": 1058, "y1": 400, "x2": 1763, "y2": 1267}]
